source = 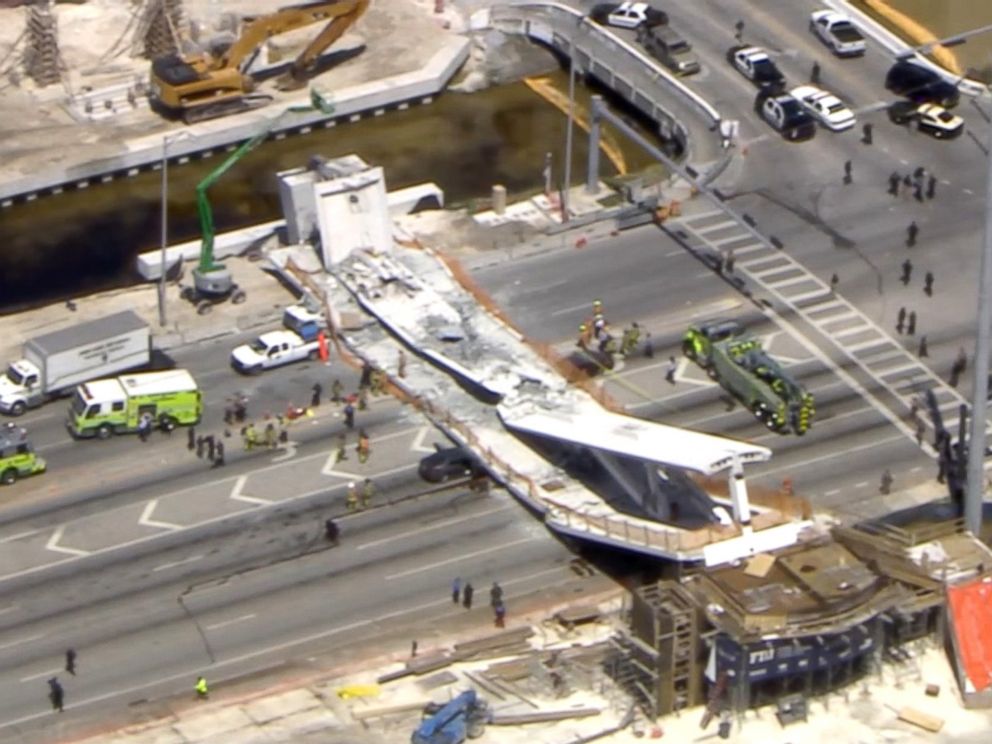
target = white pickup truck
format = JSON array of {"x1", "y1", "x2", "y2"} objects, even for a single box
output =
[{"x1": 230, "y1": 330, "x2": 321, "y2": 375}]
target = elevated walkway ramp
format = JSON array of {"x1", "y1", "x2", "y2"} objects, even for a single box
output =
[{"x1": 498, "y1": 399, "x2": 770, "y2": 476}]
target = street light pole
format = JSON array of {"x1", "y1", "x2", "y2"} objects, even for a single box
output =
[
  {"x1": 964, "y1": 97, "x2": 992, "y2": 536},
  {"x1": 159, "y1": 136, "x2": 170, "y2": 328},
  {"x1": 562, "y1": 30, "x2": 577, "y2": 224}
]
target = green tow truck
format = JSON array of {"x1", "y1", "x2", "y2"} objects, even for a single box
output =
[
  {"x1": 0, "y1": 423, "x2": 46, "y2": 485},
  {"x1": 683, "y1": 320, "x2": 815, "y2": 435}
]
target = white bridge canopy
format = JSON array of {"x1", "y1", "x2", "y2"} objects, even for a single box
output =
[{"x1": 498, "y1": 401, "x2": 771, "y2": 475}]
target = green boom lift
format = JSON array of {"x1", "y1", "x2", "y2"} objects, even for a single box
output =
[{"x1": 181, "y1": 90, "x2": 336, "y2": 315}]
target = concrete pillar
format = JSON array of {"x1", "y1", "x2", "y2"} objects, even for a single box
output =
[
  {"x1": 492, "y1": 184, "x2": 507, "y2": 215},
  {"x1": 586, "y1": 95, "x2": 603, "y2": 195}
]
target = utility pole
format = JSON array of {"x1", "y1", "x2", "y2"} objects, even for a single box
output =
[
  {"x1": 159, "y1": 136, "x2": 170, "y2": 328},
  {"x1": 965, "y1": 103, "x2": 992, "y2": 536},
  {"x1": 562, "y1": 28, "x2": 577, "y2": 224}
]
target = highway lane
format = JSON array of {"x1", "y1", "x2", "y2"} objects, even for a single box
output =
[{"x1": 0, "y1": 484, "x2": 581, "y2": 740}]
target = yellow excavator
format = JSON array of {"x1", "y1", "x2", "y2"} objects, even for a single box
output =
[{"x1": 149, "y1": 0, "x2": 368, "y2": 123}]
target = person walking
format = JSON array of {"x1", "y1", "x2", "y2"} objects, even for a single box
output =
[
  {"x1": 331, "y1": 378, "x2": 343, "y2": 404},
  {"x1": 357, "y1": 429, "x2": 370, "y2": 463},
  {"x1": 862, "y1": 122, "x2": 873, "y2": 145},
  {"x1": 924, "y1": 271, "x2": 934, "y2": 297},
  {"x1": 462, "y1": 581, "x2": 474, "y2": 610},
  {"x1": 880, "y1": 469, "x2": 893, "y2": 495},
  {"x1": 888, "y1": 172, "x2": 900, "y2": 196},
  {"x1": 725, "y1": 249, "x2": 735, "y2": 275},
  {"x1": 243, "y1": 423, "x2": 258, "y2": 451},
  {"x1": 900, "y1": 258, "x2": 913, "y2": 286},
  {"x1": 810, "y1": 60, "x2": 821, "y2": 84},
  {"x1": 398, "y1": 349, "x2": 407, "y2": 378},
  {"x1": 324, "y1": 518, "x2": 339, "y2": 545},
  {"x1": 830, "y1": 273, "x2": 839, "y2": 293},
  {"x1": 187, "y1": 426, "x2": 196, "y2": 452},
  {"x1": 48, "y1": 677, "x2": 64, "y2": 713},
  {"x1": 913, "y1": 166, "x2": 926, "y2": 182},
  {"x1": 196, "y1": 435, "x2": 206, "y2": 459},
  {"x1": 358, "y1": 387, "x2": 369, "y2": 411},
  {"x1": 452, "y1": 577, "x2": 462, "y2": 604},
  {"x1": 907, "y1": 311, "x2": 917, "y2": 336},
  {"x1": 335, "y1": 433, "x2": 348, "y2": 462},
  {"x1": 265, "y1": 422, "x2": 277, "y2": 449},
  {"x1": 138, "y1": 413, "x2": 152, "y2": 442},
  {"x1": 665, "y1": 356, "x2": 678, "y2": 385},
  {"x1": 362, "y1": 478, "x2": 374, "y2": 508},
  {"x1": 195, "y1": 676, "x2": 209, "y2": 701},
  {"x1": 490, "y1": 581, "x2": 503, "y2": 608},
  {"x1": 494, "y1": 599, "x2": 506, "y2": 629},
  {"x1": 343, "y1": 401, "x2": 355, "y2": 430},
  {"x1": 906, "y1": 221, "x2": 918, "y2": 247},
  {"x1": 915, "y1": 417, "x2": 926, "y2": 445},
  {"x1": 913, "y1": 181, "x2": 924, "y2": 202},
  {"x1": 311, "y1": 382, "x2": 322, "y2": 408},
  {"x1": 65, "y1": 649, "x2": 76, "y2": 676},
  {"x1": 346, "y1": 482, "x2": 359, "y2": 512},
  {"x1": 214, "y1": 441, "x2": 225, "y2": 467},
  {"x1": 926, "y1": 174, "x2": 937, "y2": 199},
  {"x1": 843, "y1": 160, "x2": 852, "y2": 184},
  {"x1": 896, "y1": 307, "x2": 906, "y2": 335},
  {"x1": 918, "y1": 335, "x2": 929, "y2": 358},
  {"x1": 205, "y1": 435, "x2": 215, "y2": 461},
  {"x1": 643, "y1": 331, "x2": 654, "y2": 359}
]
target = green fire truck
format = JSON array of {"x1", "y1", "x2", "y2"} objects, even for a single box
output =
[
  {"x1": 67, "y1": 369, "x2": 202, "y2": 439},
  {"x1": 683, "y1": 320, "x2": 815, "y2": 435},
  {"x1": 0, "y1": 423, "x2": 46, "y2": 485}
]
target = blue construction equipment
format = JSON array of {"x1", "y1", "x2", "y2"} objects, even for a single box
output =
[{"x1": 411, "y1": 690, "x2": 489, "y2": 744}]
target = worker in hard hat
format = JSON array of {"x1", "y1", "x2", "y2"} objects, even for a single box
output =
[{"x1": 346, "y1": 482, "x2": 359, "y2": 511}]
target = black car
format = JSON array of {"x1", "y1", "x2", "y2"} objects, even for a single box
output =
[
  {"x1": 885, "y1": 61, "x2": 960, "y2": 108},
  {"x1": 418, "y1": 445, "x2": 484, "y2": 483}
]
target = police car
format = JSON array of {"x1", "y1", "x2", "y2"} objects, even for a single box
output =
[
  {"x1": 790, "y1": 85, "x2": 856, "y2": 131},
  {"x1": 729, "y1": 46, "x2": 785, "y2": 90},
  {"x1": 888, "y1": 101, "x2": 964, "y2": 139},
  {"x1": 591, "y1": 2, "x2": 667, "y2": 30},
  {"x1": 809, "y1": 10, "x2": 866, "y2": 57},
  {"x1": 757, "y1": 91, "x2": 817, "y2": 142}
]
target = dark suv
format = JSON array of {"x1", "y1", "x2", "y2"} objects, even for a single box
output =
[
  {"x1": 418, "y1": 445, "x2": 484, "y2": 483},
  {"x1": 885, "y1": 61, "x2": 960, "y2": 108}
]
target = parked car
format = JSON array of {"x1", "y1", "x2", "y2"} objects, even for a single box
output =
[
  {"x1": 729, "y1": 46, "x2": 785, "y2": 90},
  {"x1": 885, "y1": 61, "x2": 960, "y2": 108},
  {"x1": 757, "y1": 91, "x2": 817, "y2": 141},
  {"x1": 418, "y1": 444, "x2": 484, "y2": 483},
  {"x1": 790, "y1": 85, "x2": 856, "y2": 131},
  {"x1": 638, "y1": 24, "x2": 700, "y2": 76},
  {"x1": 888, "y1": 101, "x2": 964, "y2": 139},
  {"x1": 809, "y1": 10, "x2": 866, "y2": 57},
  {"x1": 590, "y1": 2, "x2": 667, "y2": 30}
]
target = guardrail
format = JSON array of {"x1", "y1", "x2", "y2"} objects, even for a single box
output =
[{"x1": 472, "y1": 2, "x2": 726, "y2": 171}]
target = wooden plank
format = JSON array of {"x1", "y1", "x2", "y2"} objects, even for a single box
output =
[
  {"x1": 490, "y1": 707, "x2": 602, "y2": 725},
  {"x1": 897, "y1": 706, "x2": 944, "y2": 732},
  {"x1": 351, "y1": 700, "x2": 429, "y2": 721}
]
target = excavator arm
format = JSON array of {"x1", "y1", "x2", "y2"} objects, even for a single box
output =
[
  {"x1": 288, "y1": 0, "x2": 369, "y2": 80},
  {"x1": 220, "y1": 0, "x2": 367, "y2": 72}
]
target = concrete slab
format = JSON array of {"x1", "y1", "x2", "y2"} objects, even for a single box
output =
[
  {"x1": 243, "y1": 689, "x2": 323, "y2": 725},
  {"x1": 172, "y1": 706, "x2": 255, "y2": 741},
  {"x1": 259, "y1": 706, "x2": 344, "y2": 738},
  {"x1": 198, "y1": 727, "x2": 275, "y2": 744},
  {"x1": 102, "y1": 729, "x2": 186, "y2": 744}
]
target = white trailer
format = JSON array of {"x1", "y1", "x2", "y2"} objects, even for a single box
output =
[{"x1": 0, "y1": 311, "x2": 151, "y2": 416}]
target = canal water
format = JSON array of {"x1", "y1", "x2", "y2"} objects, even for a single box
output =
[{"x1": 0, "y1": 73, "x2": 656, "y2": 315}]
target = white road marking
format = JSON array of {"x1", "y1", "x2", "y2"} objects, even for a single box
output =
[
  {"x1": 663, "y1": 249, "x2": 684, "y2": 257},
  {"x1": 357, "y1": 504, "x2": 513, "y2": 550},
  {"x1": 19, "y1": 667, "x2": 63, "y2": 683},
  {"x1": 229, "y1": 475, "x2": 270, "y2": 505},
  {"x1": 0, "y1": 529, "x2": 39, "y2": 544},
  {"x1": 550, "y1": 300, "x2": 595, "y2": 318},
  {"x1": 0, "y1": 605, "x2": 18, "y2": 616},
  {"x1": 324, "y1": 461, "x2": 418, "y2": 481},
  {"x1": 138, "y1": 500, "x2": 182, "y2": 531},
  {"x1": 410, "y1": 425, "x2": 436, "y2": 453},
  {"x1": 385, "y1": 536, "x2": 534, "y2": 580},
  {"x1": 825, "y1": 489, "x2": 841, "y2": 497},
  {"x1": 205, "y1": 613, "x2": 257, "y2": 631},
  {"x1": 271, "y1": 440, "x2": 299, "y2": 462},
  {"x1": 0, "y1": 633, "x2": 44, "y2": 652},
  {"x1": 152, "y1": 554, "x2": 205, "y2": 573},
  {"x1": 44, "y1": 527, "x2": 89, "y2": 557},
  {"x1": 855, "y1": 481, "x2": 870, "y2": 488},
  {"x1": 758, "y1": 434, "x2": 907, "y2": 478},
  {"x1": 0, "y1": 565, "x2": 572, "y2": 728}
]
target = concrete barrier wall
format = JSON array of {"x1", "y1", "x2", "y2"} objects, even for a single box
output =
[{"x1": 0, "y1": 37, "x2": 470, "y2": 206}]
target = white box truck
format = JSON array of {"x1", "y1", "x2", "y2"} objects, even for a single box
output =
[{"x1": 0, "y1": 311, "x2": 151, "y2": 416}]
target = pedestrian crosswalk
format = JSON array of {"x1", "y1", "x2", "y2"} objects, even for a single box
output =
[{"x1": 664, "y1": 209, "x2": 982, "y2": 442}]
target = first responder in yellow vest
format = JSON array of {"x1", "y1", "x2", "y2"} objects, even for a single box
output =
[{"x1": 195, "y1": 676, "x2": 209, "y2": 700}]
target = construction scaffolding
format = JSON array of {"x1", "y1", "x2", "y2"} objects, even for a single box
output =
[
  {"x1": 23, "y1": 0, "x2": 60, "y2": 87},
  {"x1": 136, "y1": 0, "x2": 185, "y2": 59},
  {"x1": 608, "y1": 581, "x2": 703, "y2": 719}
]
